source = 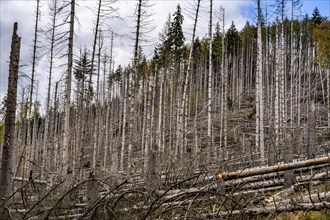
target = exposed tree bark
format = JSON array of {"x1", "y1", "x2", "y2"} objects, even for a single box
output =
[
  {"x1": 127, "y1": 0, "x2": 144, "y2": 173},
  {"x1": 177, "y1": 0, "x2": 200, "y2": 161},
  {"x1": 283, "y1": 130, "x2": 296, "y2": 187},
  {"x1": 275, "y1": 17, "x2": 280, "y2": 156},
  {"x1": 219, "y1": 7, "x2": 227, "y2": 159},
  {"x1": 23, "y1": 0, "x2": 40, "y2": 179},
  {"x1": 52, "y1": 81, "x2": 59, "y2": 173},
  {"x1": 144, "y1": 74, "x2": 153, "y2": 174},
  {"x1": 28, "y1": 0, "x2": 40, "y2": 119},
  {"x1": 62, "y1": 0, "x2": 75, "y2": 177},
  {"x1": 92, "y1": 29, "x2": 103, "y2": 171},
  {"x1": 120, "y1": 74, "x2": 128, "y2": 171},
  {"x1": 88, "y1": 0, "x2": 102, "y2": 99},
  {"x1": 104, "y1": 32, "x2": 114, "y2": 172},
  {"x1": 42, "y1": 0, "x2": 58, "y2": 180},
  {"x1": 0, "y1": 22, "x2": 21, "y2": 202},
  {"x1": 214, "y1": 202, "x2": 330, "y2": 217},
  {"x1": 279, "y1": 2, "x2": 286, "y2": 151},
  {"x1": 307, "y1": 103, "x2": 316, "y2": 159},
  {"x1": 157, "y1": 69, "x2": 164, "y2": 155},
  {"x1": 147, "y1": 150, "x2": 159, "y2": 188},
  {"x1": 207, "y1": 0, "x2": 213, "y2": 164},
  {"x1": 218, "y1": 155, "x2": 330, "y2": 181},
  {"x1": 256, "y1": 0, "x2": 265, "y2": 164}
]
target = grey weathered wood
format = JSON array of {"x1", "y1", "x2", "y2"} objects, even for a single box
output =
[
  {"x1": 307, "y1": 103, "x2": 316, "y2": 159},
  {"x1": 62, "y1": 0, "x2": 75, "y2": 177},
  {"x1": 87, "y1": 173, "x2": 99, "y2": 205},
  {"x1": 147, "y1": 150, "x2": 159, "y2": 188},
  {"x1": 283, "y1": 131, "x2": 296, "y2": 187},
  {"x1": 212, "y1": 202, "x2": 330, "y2": 217},
  {"x1": 0, "y1": 22, "x2": 21, "y2": 202},
  {"x1": 217, "y1": 155, "x2": 330, "y2": 180}
]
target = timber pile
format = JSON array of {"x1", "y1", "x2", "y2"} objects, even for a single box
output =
[{"x1": 4, "y1": 156, "x2": 330, "y2": 219}]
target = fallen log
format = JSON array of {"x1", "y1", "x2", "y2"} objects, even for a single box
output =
[
  {"x1": 217, "y1": 155, "x2": 330, "y2": 180},
  {"x1": 225, "y1": 164, "x2": 329, "y2": 187},
  {"x1": 211, "y1": 202, "x2": 330, "y2": 217},
  {"x1": 271, "y1": 192, "x2": 330, "y2": 206},
  {"x1": 238, "y1": 171, "x2": 330, "y2": 190},
  {"x1": 13, "y1": 177, "x2": 47, "y2": 185}
]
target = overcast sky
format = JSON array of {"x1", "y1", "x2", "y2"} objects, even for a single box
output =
[{"x1": 0, "y1": 0, "x2": 329, "y2": 109}]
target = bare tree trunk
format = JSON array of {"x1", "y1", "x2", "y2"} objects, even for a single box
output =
[
  {"x1": 24, "y1": 0, "x2": 40, "y2": 177},
  {"x1": 268, "y1": 118, "x2": 276, "y2": 165},
  {"x1": 126, "y1": 0, "x2": 143, "y2": 173},
  {"x1": 88, "y1": 0, "x2": 102, "y2": 98},
  {"x1": 52, "y1": 82, "x2": 59, "y2": 173},
  {"x1": 157, "y1": 69, "x2": 164, "y2": 155},
  {"x1": 297, "y1": 24, "x2": 303, "y2": 127},
  {"x1": 223, "y1": 52, "x2": 228, "y2": 158},
  {"x1": 168, "y1": 71, "x2": 173, "y2": 159},
  {"x1": 175, "y1": 84, "x2": 181, "y2": 160},
  {"x1": 219, "y1": 7, "x2": 227, "y2": 159},
  {"x1": 31, "y1": 89, "x2": 39, "y2": 172},
  {"x1": 283, "y1": 129, "x2": 296, "y2": 187},
  {"x1": 147, "y1": 72, "x2": 156, "y2": 179},
  {"x1": 0, "y1": 22, "x2": 21, "y2": 203},
  {"x1": 279, "y1": 3, "x2": 286, "y2": 152},
  {"x1": 42, "y1": 0, "x2": 58, "y2": 180},
  {"x1": 15, "y1": 89, "x2": 27, "y2": 181},
  {"x1": 177, "y1": 0, "x2": 200, "y2": 161},
  {"x1": 207, "y1": 0, "x2": 213, "y2": 164},
  {"x1": 28, "y1": 0, "x2": 40, "y2": 122},
  {"x1": 104, "y1": 32, "x2": 114, "y2": 172},
  {"x1": 105, "y1": 86, "x2": 112, "y2": 171},
  {"x1": 144, "y1": 75, "x2": 153, "y2": 174},
  {"x1": 141, "y1": 77, "x2": 147, "y2": 169},
  {"x1": 120, "y1": 75, "x2": 128, "y2": 171},
  {"x1": 290, "y1": 3, "x2": 294, "y2": 128},
  {"x1": 127, "y1": 72, "x2": 135, "y2": 173},
  {"x1": 307, "y1": 103, "x2": 316, "y2": 159},
  {"x1": 150, "y1": 72, "x2": 156, "y2": 157},
  {"x1": 147, "y1": 150, "x2": 158, "y2": 188},
  {"x1": 62, "y1": 0, "x2": 75, "y2": 177},
  {"x1": 275, "y1": 17, "x2": 280, "y2": 156},
  {"x1": 256, "y1": 0, "x2": 265, "y2": 164},
  {"x1": 92, "y1": 29, "x2": 103, "y2": 172},
  {"x1": 256, "y1": 5, "x2": 260, "y2": 153}
]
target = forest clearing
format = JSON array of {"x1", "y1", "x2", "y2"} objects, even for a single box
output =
[{"x1": 0, "y1": 0, "x2": 330, "y2": 219}]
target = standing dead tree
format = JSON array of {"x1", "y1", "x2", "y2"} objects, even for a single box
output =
[
  {"x1": 62, "y1": 0, "x2": 75, "y2": 178},
  {"x1": 125, "y1": 0, "x2": 155, "y2": 174},
  {"x1": 256, "y1": 0, "x2": 265, "y2": 165},
  {"x1": 20, "y1": 0, "x2": 41, "y2": 183},
  {"x1": 207, "y1": 0, "x2": 213, "y2": 164},
  {"x1": 42, "y1": 0, "x2": 59, "y2": 180},
  {"x1": 177, "y1": 0, "x2": 200, "y2": 162},
  {"x1": 0, "y1": 22, "x2": 21, "y2": 204}
]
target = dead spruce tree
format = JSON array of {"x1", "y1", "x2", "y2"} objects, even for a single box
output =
[
  {"x1": 0, "y1": 22, "x2": 21, "y2": 204},
  {"x1": 21, "y1": 0, "x2": 41, "y2": 181},
  {"x1": 124, "y1": 0, "x2": 155, "y2": 174},
  {"x1": 256, "y1": 0, "x2": 265, "y2": 164},
  {"x1": 87, "y1": 0, "x2": 118, "y2": 172},
  {"x1": 41, "y1": 0, "x2": 60, "y2": 180},
  {"x1": 62, "y1": 0, "x2": 75, "y2": 178},
  {"x1": 207, "y1": 0, "x2": 213, "y2": 164}
]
